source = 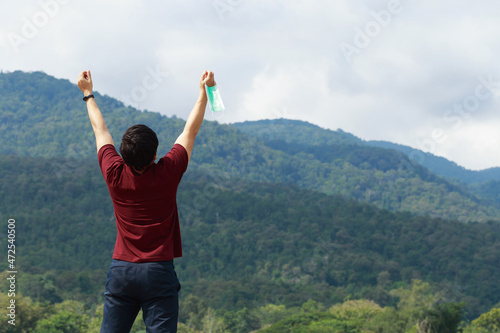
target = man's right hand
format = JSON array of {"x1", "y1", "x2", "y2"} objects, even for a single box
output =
[
  {"x1": 78, "y1": 70, "x2": 93, "y2": 96},
  {"x1": 199, "y1": 71, "x2": 215, "y2": 90}
]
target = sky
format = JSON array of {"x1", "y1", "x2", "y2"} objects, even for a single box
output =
[{"x1": 1, "y1": 0, "x2": 499, "y2": 170}]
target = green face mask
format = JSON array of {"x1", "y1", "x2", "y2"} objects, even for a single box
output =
[{"x1": 205, "y1": 84, "x2": 225, "y2": 113}]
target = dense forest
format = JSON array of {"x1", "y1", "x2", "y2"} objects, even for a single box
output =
[
  {"x1": 2, "y1": 70, "x2": 500, "y2": 331},
  {"x1": 233, "y1": 120, "x2": 500, "y2": 185},
  {"x1": 367, "y1": 140, "x2": 500, "y2": 185},
  {"x1": 2, "y1": 154, "x2": 500, "y2": 331}
]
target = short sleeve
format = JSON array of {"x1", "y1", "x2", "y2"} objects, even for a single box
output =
[
  {"x1": 98, "y1": 144, "x2": 124, "y2": 184},
  {"x1": 159, "y1": 144, "x2": 189, "y2": 180}
]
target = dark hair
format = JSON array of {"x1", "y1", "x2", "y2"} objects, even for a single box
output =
[{"x1": 120, "y1": 124, "x2": 159, "y2": 170}]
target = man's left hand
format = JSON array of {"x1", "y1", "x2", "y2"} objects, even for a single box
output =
[{"x1": 78, "y1": 70, "x2": 93, "y2": 96}]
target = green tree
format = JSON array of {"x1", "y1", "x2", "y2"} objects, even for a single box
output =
[
  {"x1": 416, "y1": 302, "x2": 465, "y2": 333},
  {"x1": 390, "y1": 280, "x2": 464, "y2": 332},
  {"x1": 180, "y1": 294, "x2": 208, "y2": 330},
  {"x1": 202, "y1": 307, "x2": 227, "y2": 333},
  {"x1": 0, "y1": 292, "x2": 47, "y2": 333},
  {"x1": 223, "y1": 307, "x2": 261, "y2": 333},
  {"x1": 255, "y1": 304, "x2": 296, "y2": 326},
  {"x1": 87, "y1": 304, "x2": 103, "y2": 333},
  {"x1": 328, "y1": 299, "x2": 382, "y2": 320},
  {"x1": 301, "y1": 300, "x2": 326, "y2": 314},
  {"x1": 390, "y1": 279, "x2": 438, "y2": 325},
  {"x1": 468, "y1": 307, "x2": 500, "y2": 332},
  {"x1": 35, "y1": 300, "x2": 89, "y2": 333},
  {"x1": 366, "y1": 307, "x2": 409, "y2": 333}
]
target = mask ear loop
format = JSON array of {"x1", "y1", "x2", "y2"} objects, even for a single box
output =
[{"x1": 212, "y1": 108, "x2": 225, "y2": 120}]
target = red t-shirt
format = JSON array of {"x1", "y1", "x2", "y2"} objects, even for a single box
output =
[{"x1": 98, "y1": 143, "x2": 188, "y2": 262}]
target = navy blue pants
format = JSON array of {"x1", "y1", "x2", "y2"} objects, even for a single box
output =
[{"x1": 100, "y1": 259, "x2": 181, "y2": 333}]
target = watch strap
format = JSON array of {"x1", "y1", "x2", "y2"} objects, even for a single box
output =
[{"x1": 83, "y1": 94, "x2": 94, "y2": 102}]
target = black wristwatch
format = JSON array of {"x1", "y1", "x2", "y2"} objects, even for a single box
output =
[{"x1": 83, "y1": 94, "x2": 94, "y2": 102}]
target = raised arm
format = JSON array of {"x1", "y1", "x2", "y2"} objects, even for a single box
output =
[
  {"x1": 175, "y1": 71, "x2": 215, "y2": 162},
  {"x1": 77, "y1": 70, "x2": 114, "y2": 152}
]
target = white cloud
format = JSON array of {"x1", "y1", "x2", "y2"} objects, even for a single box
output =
[
  {"x1": 435, "y1": 119, "x2": 500, "y2": 170},
  {"x1": 1, "y1": 0, "x2": 500, "y2": 170}
]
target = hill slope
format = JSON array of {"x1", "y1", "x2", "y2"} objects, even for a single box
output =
[
  {"x1": 2, "y1": 155, "x2": 500, "y2": 318},
  {"x1": 368, "y1": 140, "x2": 500, "y2": 184},
  {"x1": 0, "y1": 70, "x2": 499, "y2": 223},
  {"x1": 234, "y1": 119, "x2": 500, "y2": 185}
]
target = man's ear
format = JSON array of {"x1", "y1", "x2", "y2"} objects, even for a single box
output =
[{"x1": 154, "y1": 154, "x2": 157, "y2": 161}]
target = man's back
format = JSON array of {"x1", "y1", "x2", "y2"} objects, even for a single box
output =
[{"x1": 98, "y1": 143, "x2": 188, "y2": 263}]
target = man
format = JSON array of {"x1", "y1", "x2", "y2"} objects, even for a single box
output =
[{"x1": 77, "y1": 69, "x2": 215, "y2": 332}]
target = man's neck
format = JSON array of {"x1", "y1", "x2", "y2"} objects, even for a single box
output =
[{"x1": 132, "y1": 161, "x2": 155, "y2": 174}]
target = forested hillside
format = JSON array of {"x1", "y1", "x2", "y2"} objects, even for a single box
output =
[
  {"x1": 368, "y1": 140, "x2": 500, "y2": 184},
  {"x1": 2, "y1": 154, "x2": 500, "y2": 318},
  {"x1": 1, "y1": 71, "x2": 500, "y2": 222},
  {"x1": 233, "y1": 119, "x2": 500, "y2": 185}
]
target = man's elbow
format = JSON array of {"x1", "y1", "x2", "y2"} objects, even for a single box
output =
[
  {"x1": 94, "y1": 128, "x2": 112, "y2": 140},
  {"x1": 183, "y1": 128, "x2": 198, "y2": 140},
  {"x1": 92, "y1": 123, "x2": 110, "y2": 135}
]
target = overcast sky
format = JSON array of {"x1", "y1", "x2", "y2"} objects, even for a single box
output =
[{"x1": 1, "y1": 0, "x2": 499, "y2": 170}]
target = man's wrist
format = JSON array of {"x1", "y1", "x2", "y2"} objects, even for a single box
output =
[
  {"x1": 198, "y1": 89, "x2": 208, "y2": 100},
  {"x1": 83, "y1": 90, "x2": 93, "y2": 96},
  {"x1": 83, "y1": 94, "x2": 95, "y2": 102}
]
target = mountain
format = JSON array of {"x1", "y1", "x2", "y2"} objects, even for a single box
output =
[
  {"x1": 234, "y1": 119, "x2": 500, "y2": 185},
  {"x1": 235, "y1": 119, "x2": 500, "y2": 217},
  {"x1": 231, "y1": 119, "x2": 363, "y2": 146},
  {"x1": 1, "y1": 70, "x2": 499, "y2": 222},
  {"x1": 233, "y1": 120, "x2": 500, "y2": 222},
  {"x1": 368, "y1": 140, "x2": 500, "y2": 184}
]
